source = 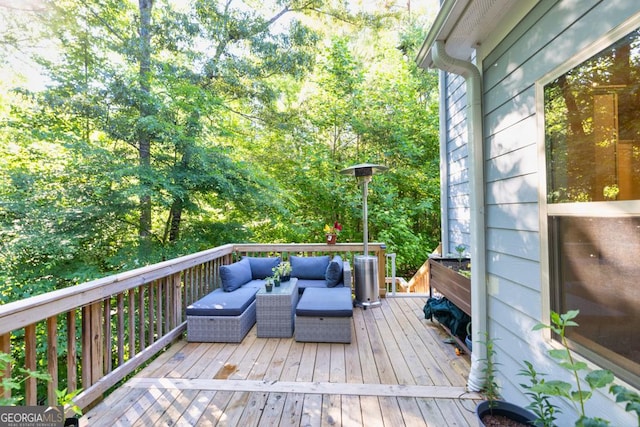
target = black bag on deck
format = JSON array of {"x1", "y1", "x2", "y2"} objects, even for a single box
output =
[{"x1": 423, "y1": 297, "x2": 470, "y2": 338}]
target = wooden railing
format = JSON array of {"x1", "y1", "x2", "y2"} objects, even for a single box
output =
[
  {"x1": 404, "y1": 257, "x2": 431, "y2": 293},
  {"x1": 0, "y1": 242, "x2": 385, "y2": 414}
]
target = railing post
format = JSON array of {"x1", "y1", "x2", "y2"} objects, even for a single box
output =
[
  {"x1": 82, "y1": 302, "x2": 104, "y2": 387},
  {"x1": 377, "y1": 246, "x2": 386, "y2": 295},
  {"x1": 172, "y1": 273, "x2": 182, "y2": 328}
]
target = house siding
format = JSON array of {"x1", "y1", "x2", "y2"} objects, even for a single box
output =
[
  {"x1": 475, "y1": 0, "x2": 640, "y2": 424},
  {"x1": 441, "y1": 70, "x2": 470, "y2": 253}
]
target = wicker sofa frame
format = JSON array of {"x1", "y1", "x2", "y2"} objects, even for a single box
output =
[{"x1": 187, "y1": 300, "x2": 257, "y2": 343}]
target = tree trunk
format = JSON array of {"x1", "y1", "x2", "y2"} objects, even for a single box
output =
[
  {"x1": 138, "y1": 0, "x2": 153, "y2": 258},
  {"x1": 169, "y1": 198, "x2": 183, "y2": 242}
]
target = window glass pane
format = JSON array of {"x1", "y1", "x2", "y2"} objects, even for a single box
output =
[
  {"x1": 545, "y1": 29, "x2": 640, "y2": 203},
  {"x1": 551, "y1": 216, "x2": 640, "y2": 380},
  {"x1": 545, "y1": 26, "x2": 640, "y2": 386}
]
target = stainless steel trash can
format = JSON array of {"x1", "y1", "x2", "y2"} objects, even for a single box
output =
[{"x1": 354, "y1": 255, "x2": 380, "y2": 308}]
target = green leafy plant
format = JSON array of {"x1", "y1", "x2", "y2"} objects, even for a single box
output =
[
  {"x1": 480, "y1": 332, "x2": 501, "y2": 408},
  {"x1": 610, "y1": 385, "x2": 640, "y2": 423},
  {"x1": 454, "y1": 244, "x2": 466, "y2": 267},
  {"x1": 56, "y1": 388, "x2": 84, "y2": 417},
  {"x1": 0, "y1": 352, "x2": 82, "y2": 416},
  {"x1": 273, "y1": 261, "x2": 292, "y2": 278},
  {"x1": 519, "y1": 360, "x2": 560, "y2": 427},
  {"x1": 0, "y1": 352, "x2": 51, "y2": 406},
  {"x1": 527, "y1": 310, "x2": 615, "y2": 426}
]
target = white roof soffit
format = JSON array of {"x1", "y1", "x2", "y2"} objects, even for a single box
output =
[{"x1": 416, "y1": 0, "x2": 520, "y2": 69}]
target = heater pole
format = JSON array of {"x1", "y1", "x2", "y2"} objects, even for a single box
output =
[
  {"x1": 339, "y1": 163, "x2": 388, "y2": 309},
  {"x1": 362, "y1": 175, "x2": 371, "y2": 256}
]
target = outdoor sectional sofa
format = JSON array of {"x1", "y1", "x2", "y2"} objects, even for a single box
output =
[{"x1": 186, "y1": 254, "x2": 352, "y2": 343}]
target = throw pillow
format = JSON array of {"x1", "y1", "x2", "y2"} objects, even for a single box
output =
[
  {"x1": 245, "y1": 256, "x2": 281, "y2": 279},
  {"x1": 325, "y1": 255, "x2": 343, "y2": 287},
  {"x1": 290, "y1": 255, "x2": 330, "y2": 280},
  {"x1": 220, "y1": 257, "x2": 252, "y2": 292}
]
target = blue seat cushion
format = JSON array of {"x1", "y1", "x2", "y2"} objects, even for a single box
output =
[
  {"x1": 296, "y1": 287, "x2": 353, "y2": 317},
  {"x1": 220, "y1": 257, "x2": 252, "y2": 292},
  {"x1": 290, "y1": 255, "x2": 330, "y2": 280},
  {"x1": 245, "y1": 256, "x2": 281, "y2": 280},
  {"x1": 325, "y1": 255, "x2": 343, "y2": 287},
  {"x1": 186, "y1": 287, "x2": 257, "y2": 317}
]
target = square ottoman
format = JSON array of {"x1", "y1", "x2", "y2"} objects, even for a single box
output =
[
  {"x1": 295, "y1": 287, "x2": 353, "y2": 343},
  {"x1": 186, "y1": 287, "x2": 258, "y2": 343}
]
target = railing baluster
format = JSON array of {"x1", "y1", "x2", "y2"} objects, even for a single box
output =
[
  {"x1": 82, "y1": 306, "x2": 91, "y2": 387},
  {"x1": 156, "y1": 279, "x2": 162, "y2": 340},
  {"x1": 173, "y1": 273, "x2": 182, "y2": 327},
  {"x1": 67, "y1": 310, "x2": 77, "y2": 393},
  {"x1": 47, "y1": 316, "x2": 58, "y2": 406},
  {"x1": 103, "y1": 298, "x2": 112, "y2": 374},
  {"x1": 1, "y1": 333, "x2": 11, "y2": 400},
  {"x1": 138, "y1": 286, "x2": 146, "y2": 350},
  {"x1": 128, "y1": 288, "x2": 135, "y2": 357},
  {"x1": 91, "y1": 302, "x2": 104, "y2": 385},
  {"x1": 117, "y1": 293, "x2": 125, "y2": 366},
  {"x1": 164, "y1": 277, "x2": 170, "y2": 333},
  {"x1": 25, "y1": 323, "x2": 36, "y2": 405},
  {"x1": 149, "y1": 281, "x2": 156, "y2": 345}
]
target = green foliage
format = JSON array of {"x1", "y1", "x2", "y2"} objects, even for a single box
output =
[
  {"x1": 0, "y1": 352, "x2": 51, "y2": 406},
  {"x1": 0, "y1": 351, "x2": 82, "y2": 414},
  {"x1": 526, "y1": 310, "x2": 622, "y2": 426},
  {"x1": 0, "y1": 0, "x2": 440, "y2": 306},
  {"x1": 610, "y1": 385, "x2": 640, "y2": 424},
  {"x1": 519, "y1": 360, "x2": 561, "y2": 427},
  {"x1": 479, "y1": 332, "x2": 501, "y2": 406}
]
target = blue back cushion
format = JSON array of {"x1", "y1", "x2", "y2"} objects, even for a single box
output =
[
  {"x1": 245, "y1": 256, "x2": 281, "y2": 279},
  {"x1": 220, "y1": 257, "x2": 252, "y2": 292},
  {"x1": 290, "y1": 255, "x2": 330, "y2": 280},
  {"x1": 325, "y1": 255, "x2": 343, "y2": 287}
]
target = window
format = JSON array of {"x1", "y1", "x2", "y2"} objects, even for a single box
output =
[{"x1": 544, "y1": 27, "x2": 640, "y2": 386}]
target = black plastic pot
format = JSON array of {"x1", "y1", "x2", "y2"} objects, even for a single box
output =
[{"x1": 476, "y1": 400, "x2": 537, "y2": 426}]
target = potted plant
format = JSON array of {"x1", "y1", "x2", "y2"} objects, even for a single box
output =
[
  {"x1": 264, "y1": 277, "x2": 274, "y2": 292},
  {"x1": 273, "y1": 261, "x2": 292, "y2": 282},
  {"x1": 324, "y1": 221, "x2": 342, "y2": 244},
  {"x1": 475, "y1": 333, "x2": 538, "y2": 426}
]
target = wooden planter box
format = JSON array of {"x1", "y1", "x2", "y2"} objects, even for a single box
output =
[
  {"x1": 428, "y1": 257, "x2": 471, "y2": 316},
  {"x1": 428, "y1": 257, "x2": 471, "y2": 352}
]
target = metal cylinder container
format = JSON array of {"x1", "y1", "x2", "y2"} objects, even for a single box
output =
[{"x1": 354, "y1": 255, "x2": 380, "y2": 308}]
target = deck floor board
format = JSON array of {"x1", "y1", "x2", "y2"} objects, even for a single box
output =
[{"x1": 80, "y1": 297, "x2": 480, "y2": 426}]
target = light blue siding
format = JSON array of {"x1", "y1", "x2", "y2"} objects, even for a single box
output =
[{"x1": 442, "y1": 70, "x2": 471, "y2": 253}]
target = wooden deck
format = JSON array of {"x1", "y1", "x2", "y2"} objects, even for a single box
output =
[{"x1": 80, "y1": 297, "x2": 481, "y2": 426}]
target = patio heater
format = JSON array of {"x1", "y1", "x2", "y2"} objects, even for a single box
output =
[{"x1": 340, "y1": 163, "x2": 388, "y2": 309}]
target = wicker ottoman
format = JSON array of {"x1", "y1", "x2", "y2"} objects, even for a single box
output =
[
  {"x1": 295, "y1": 287, "x2": 353, "y2": 343},
  {"x1": 186, "y1": 287, "x2": 258, "y2": 343}
]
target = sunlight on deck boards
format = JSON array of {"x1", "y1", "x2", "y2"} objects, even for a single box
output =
[{"x1": 81, "y1": 297, "x2": 481, "y2": 427}]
